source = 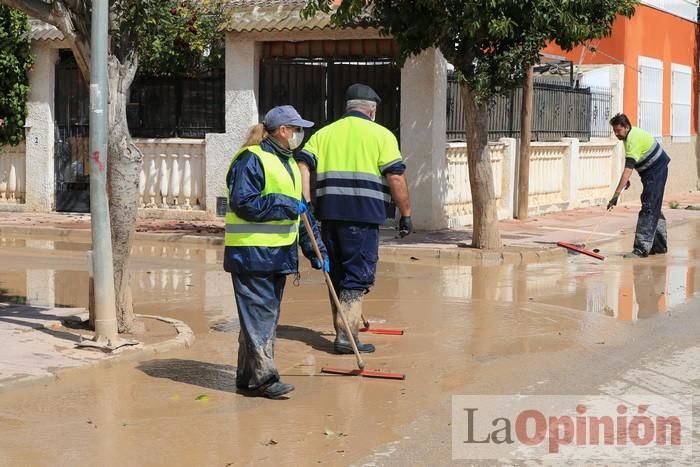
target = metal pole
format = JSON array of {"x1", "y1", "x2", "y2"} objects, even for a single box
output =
[{"x1": 89, "y1": 0, "x2": 118, "y2": 343}]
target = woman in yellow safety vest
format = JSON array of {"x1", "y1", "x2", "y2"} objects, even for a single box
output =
[{"x1": 225, "y1": 105, "x2": 328, "y2": 399}]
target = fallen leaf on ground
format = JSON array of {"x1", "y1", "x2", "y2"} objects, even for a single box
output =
[
  {"x1": 262, "y1": 439, "x2": 278, "y2": 446},
  {"x1": 195, "y1": 394, "x2": 209, "y2": 401}
]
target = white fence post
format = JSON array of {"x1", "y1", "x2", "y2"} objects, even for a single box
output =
[
  {"x1": 562, "y1": 137, "x2": 580, "y2": 209},
  {"x1": 500, "y1": 138, "x2": 517, "y2": 220}
]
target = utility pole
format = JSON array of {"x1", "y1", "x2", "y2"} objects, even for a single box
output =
[
  {"x1": 88, "y1": 0, "x2": 118, "y2": 344},
  {"x1": 517, "y1": 66, "x2": 534, "y2": 220}
]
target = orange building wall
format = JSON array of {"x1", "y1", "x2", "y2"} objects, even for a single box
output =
[{"x1": 543, "y1": 5, "x2": 698, "y2": 136}]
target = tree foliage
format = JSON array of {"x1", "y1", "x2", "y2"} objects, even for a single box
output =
[
  {"x1": 127, "y1": 0, "x2": 225, "y2": 77},
  {"x1": 0, "y1": 5, "x2": 31, "y2": 146},
  {"x1": 303, "y1": 0, "x2": 639, "y2": 102}
]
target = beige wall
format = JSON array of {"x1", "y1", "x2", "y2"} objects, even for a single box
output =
[
  {"x1": 24, "y1": 44, "x2": 58, "y2": 212},
  {"x1": 400, "y1": 48, "x2": 449, "y2": 230}
]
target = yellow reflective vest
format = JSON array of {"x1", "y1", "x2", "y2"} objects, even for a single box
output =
[
  {"x1": 303, "y1": 115, "x2": 402, "y2": 224},
  {"x1": 225, "y1": 145, "x2": 301, "y2": 247}
]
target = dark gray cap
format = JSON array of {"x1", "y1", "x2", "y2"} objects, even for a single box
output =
[
  {"x1": 262, "y1": 105, "x2": 314, "y2": 130},
  {"x1": 345, "y1": 83, "x2": 381, "y2": 104}
]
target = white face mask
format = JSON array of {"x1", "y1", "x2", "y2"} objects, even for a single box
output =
[{"x1": 288, "y1": 129, "x2": 304, "y2": 150}]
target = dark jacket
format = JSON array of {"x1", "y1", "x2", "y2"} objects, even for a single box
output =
[{"x1": 224, "y1": 138, "x2": 327, "y2": 274}]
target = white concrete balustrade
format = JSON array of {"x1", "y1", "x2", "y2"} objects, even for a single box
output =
[
  {"x1": 575, "y1": 140, "x2": 619, "y2": 206},
  {"x1": 135, "y1": 139, "x2": 206, "y2": 211},
  {"x1": 444, "y1": 137, "x2": 619, "y2": 226},
  {"x1": 0, "y1": 143, "x2": 26, "y2": 204},
  {"x1": 444, "y1": 138, "x2": 517, "y2": 228}
]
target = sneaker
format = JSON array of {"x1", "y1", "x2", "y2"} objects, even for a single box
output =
[
  {"x1": 623, "y1": 250, "x2": 648, "y2": 259},
  {"x1": 334, "y1": 338, "x2": 375, "y2": 354},
  {"x1": 238, "y1": 381, "x2": 295, "y2": 400}
]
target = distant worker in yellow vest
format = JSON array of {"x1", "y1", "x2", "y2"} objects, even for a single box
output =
[
  {"x1": 225, "y1": 105, "x2": 328, "y2": 399},
  {"x1": 608, "y1": 113, "x2": 670, "y2": 258},
  {"x1": 296, "y1": 83, "x2": 412, "y2": 354}
]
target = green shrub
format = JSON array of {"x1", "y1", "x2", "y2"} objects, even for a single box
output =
[{"x1": 0, "y1": 6, "x2": 32, "y2": 146}]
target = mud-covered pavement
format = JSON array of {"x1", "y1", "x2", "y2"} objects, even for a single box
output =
[{"x1": 1, "y1": 222, "x2": 700, "y2": 466}]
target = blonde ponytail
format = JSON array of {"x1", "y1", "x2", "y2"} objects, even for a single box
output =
[{"x1": 241, "y1": 123, "x2": 268, "y2": 149}]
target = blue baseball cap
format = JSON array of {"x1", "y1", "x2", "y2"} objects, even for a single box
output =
[{"x1": 262, "y1": 105, "x2": 314, "y2": 130}]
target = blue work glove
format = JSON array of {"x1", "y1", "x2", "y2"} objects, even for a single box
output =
[
  {"x1": 311, "y1": 257, "x2": 330, "y2": 272},
  {"x1": 296, "y1": 200, "x2": 308, "y2": 215}
]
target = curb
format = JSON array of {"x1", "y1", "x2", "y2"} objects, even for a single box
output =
[
  {"x1": 0, "y1": 314, "x2": 195, "y2": 394},
  {"x1": 379, "y1": 244, "x2": 567, "y2": 265},
  {"x1": 0, "y1": 224, "x2": 566, "y2": 266}
]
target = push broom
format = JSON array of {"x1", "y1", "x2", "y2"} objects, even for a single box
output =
[
  {"x1": 300, "y1": 213, "x2": 405, "y2": 380},
  {"x1": 557, "y1": 185, "x2": 627, "y2": 261},
  {"x1": 359, "y1": 313, "x2": 404, "y2": 336}
]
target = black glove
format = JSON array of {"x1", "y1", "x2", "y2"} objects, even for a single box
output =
[
  {"x1": 398, "y1": 216, "x2": 413, "y2": 238},
  {"x1": 607, "y1": 193, "x2": 620, "y2": 210}
]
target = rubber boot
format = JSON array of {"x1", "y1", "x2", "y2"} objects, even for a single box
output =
[{"x1": 332, "y1": 289, "x2": 375, "y2": 354}]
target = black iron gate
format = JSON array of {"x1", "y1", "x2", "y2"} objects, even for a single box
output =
[
  {"x1": 259, "y1": 58, "x2": 401, "y2": 137},
  {"x1": 55, "y1": 51, "x2": 90, "y2": 213}
]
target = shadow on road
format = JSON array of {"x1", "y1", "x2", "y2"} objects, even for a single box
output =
[
  {"x1": 137, "y1": 359, "x2": 237, "y2": 392},
  {"x1": 277, "y1": 324, "x2": 335, "y2": 353}
]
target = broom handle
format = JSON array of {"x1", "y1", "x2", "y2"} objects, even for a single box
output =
[
  {"x1": 301, "y1": 213, "x2": 365, "y2": 370},
  {"x1": 583, "y1": 207, "x2": 612, "y2": 246},
  {"x1": 584, "y1": 190, "x2": 621, "y2": 245}
]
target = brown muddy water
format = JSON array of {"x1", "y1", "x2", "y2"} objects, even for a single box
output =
[{"x1": 0, "y1": 223, "x2": 699, "y2": 466}]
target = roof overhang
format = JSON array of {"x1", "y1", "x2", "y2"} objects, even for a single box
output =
[
  {"x1": 28, "y1": 19, "x2": 64, "y2": 41},
  {"x1": 221, "y1": 0, "x2": 375, "y2": 34}
]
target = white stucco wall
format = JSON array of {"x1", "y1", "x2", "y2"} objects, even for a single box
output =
[
  {"x1": 24, "y1": 44, "x2": 58, "y2": 212},
  {"x1": 204, "y1": 36, "x2": 262, "y2": 216},
  {"x1": 400, "y1": 48, "x2": 448, "y2": 230}
]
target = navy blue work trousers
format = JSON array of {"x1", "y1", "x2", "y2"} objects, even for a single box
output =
[
  {"x1": 230, "y1": 273, "x2": 286, "y2": 390},
  {"x1": 321, "y1": 221, "x2": 379, "y2": 292},
  {"x1": 634, "y1": 155, "x2": 669, "y2": 255}
]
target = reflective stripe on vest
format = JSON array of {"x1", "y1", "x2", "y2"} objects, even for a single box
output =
[{"x1": 225, "y1": 145, "x2": 301, "y2": 247}]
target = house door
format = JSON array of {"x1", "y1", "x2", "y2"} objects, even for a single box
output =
[{"x1": 54, "y1": 51, "x2": 90, "y2": 213}]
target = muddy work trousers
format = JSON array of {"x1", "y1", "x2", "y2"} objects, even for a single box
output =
[
  {"x1": 231, "y1": 273, "x2": 286, "y2": 390},
  {"x1": 321, "y1": 221, "x2": 378, "y2": 340},
  {"x1": 634, "y1": 155, "x2": 669, "y2": 256},
  {"x1": 321, "y1": 221, "x2": 379, "y2": 291}
]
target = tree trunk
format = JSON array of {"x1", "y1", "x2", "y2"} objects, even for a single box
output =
[
  {"x1": 107, "y1": 55, "x2": 142, "y2": 333},
  {"x1": 517, "y1": 66, "x2": 534, "y2": 220},
  {"x1": 462, "y1": 84, "x2": 502, "y2": 249}
]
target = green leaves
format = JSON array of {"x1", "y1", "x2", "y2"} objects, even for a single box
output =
[
  {"x1": 0, "y1": 5, "x2": 31, "y2": 147},
  {"x1": 304, "y1": 0, "x2": 639, "y2": 103},
  {"x1": 123, "y1": 0, "x2": 225, "y2": 77}
]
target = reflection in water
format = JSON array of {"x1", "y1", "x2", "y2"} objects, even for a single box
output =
[
  {"x1": 0, "y1": 239, "x2": 234, "y2": 333},
  {"x1": 1, "y1": 235, "x2": 699, "y2": 328},
  {"x1": 435, "y1": 257, "x2": 698, "y2": 322}
]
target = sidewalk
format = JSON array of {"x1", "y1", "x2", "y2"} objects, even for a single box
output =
[
  {"x1": 0, "y1": 304, "x2": 194, "y2": 393},
  {"x1": 1, "y1": 192, "x2": 700, "y2": 392},
  {"x1": 2, "y1": 191, "x2": 700, "y2": 262}
]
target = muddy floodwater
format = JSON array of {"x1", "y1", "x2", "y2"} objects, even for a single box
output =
[{"x1": 1, "y1": 222, "x2": 700, "y2": 465}]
